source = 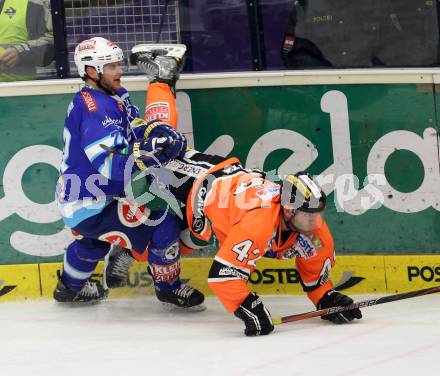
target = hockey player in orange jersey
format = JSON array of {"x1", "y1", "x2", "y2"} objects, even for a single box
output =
[
  {"x1": 184, "y1": 164, "x2": 362, "y2": 336},
  {"x1": 107, "y1": 44, "x2": 362, "y2": 335}
]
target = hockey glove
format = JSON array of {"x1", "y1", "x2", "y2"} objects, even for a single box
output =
[
  {"x1": 142, "y1": 135, "x2": 178, "y2": 164},
  {"x1": 145, "y1": 122, "x2": 187, "y2": 158},
  {"x1": 317, "y1": 290, "x2": 362, "y2": 324},
  {"x1": 134, "y1": 123, "x2": 186, "y2": 167},
  {"x1": 234, "y1": 293, "x2": 274, "y2": 336}
]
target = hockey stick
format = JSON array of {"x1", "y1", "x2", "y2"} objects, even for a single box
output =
[
  {"x1": 273, "y1": 285, "x2": 440, "y2": 325},
  {"x1": 100, "y1": 144, "x2": 165, "y2": 160}
]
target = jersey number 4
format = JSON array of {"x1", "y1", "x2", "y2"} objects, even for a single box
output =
[{"x1": 232, "y1": 240, "x2": 260, "y2": 266}]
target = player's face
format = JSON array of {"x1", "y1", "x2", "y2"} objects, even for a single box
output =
[
  {"x1": 101, "y1": 62, "x2": 124, "y2": 92},
  {"x1": 282, "y1": 207, "x2": 323, "y2": 233}
]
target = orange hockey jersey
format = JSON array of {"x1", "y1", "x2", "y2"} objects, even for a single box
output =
[{"x1": 186, "y1": 164, "x2": 335, "y2": 312}]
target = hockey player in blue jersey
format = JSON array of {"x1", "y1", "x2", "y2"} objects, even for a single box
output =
[{"x1": 54, "y1": 37, "x2": 204, "y2": 308}]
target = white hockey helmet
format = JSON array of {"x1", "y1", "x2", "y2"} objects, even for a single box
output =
[{"x1": 74, "y1": 37, "x2": 124, "y2": 78}]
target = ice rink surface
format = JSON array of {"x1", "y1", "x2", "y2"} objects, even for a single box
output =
[{"x1": 1, "y1": 294, "x2": 439, "y2": 376}]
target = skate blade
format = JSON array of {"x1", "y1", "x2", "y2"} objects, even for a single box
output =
[
  {"x1": 131, "y1": 43, "x2": 186, "y2": 59},
  {"x1": 160, "y1": 302, "x2": 207, "y2": 313},
  {"x1": 54, "y1": 299, "x2": 106, "y2": 307}
]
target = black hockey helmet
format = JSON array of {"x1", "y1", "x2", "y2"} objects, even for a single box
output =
[{"x1": 280, "y1": 171, "x2": 326, "y2": 213}]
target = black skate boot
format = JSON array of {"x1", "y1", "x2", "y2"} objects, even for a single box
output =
[
  {"x1": 103, "y1": 247, "x2": 134, "y2": 288},
  {"x1": 129, "y1": 43, "x2": 186, "y2": 92},
  {"x1": 155, "y1": 284, "x2": 206, "y2": 311},
  {"x1": 53, "y1": 271, "x2": 108, "y2": 303}
]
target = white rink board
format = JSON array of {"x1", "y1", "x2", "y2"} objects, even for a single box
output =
[{"x1": 0, "y1": 294, "x2": 439, "y2": 376}]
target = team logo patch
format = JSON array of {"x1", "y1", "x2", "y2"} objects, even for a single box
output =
[
  {"x1": 4, "y1": 7, "x2": 16, "y2": 18},
  {"x1": 117, "y1": 201, "x2": 150, "y2": 228},
  {"x1": 192, "y1": 218, "x2": 204, "y2": 233},
  {"x1": 80, "y1": 91, "x2": 98, "y2": 112},
  {"x1": 164, "y1": 244, "x2": 180, "y2": 260},
  {"x1": 98, "y1": 231, "x2": 132, "y2": 250},
  {"x1": 145, "y1": 102, "x2": 170, "y2": 122},
  {"x1": 117, "y1": 100, "x2": 124, "y2": 112}
]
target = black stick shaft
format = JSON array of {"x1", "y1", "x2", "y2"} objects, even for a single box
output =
[{"x1": 274, "y1": 285, "x2": 440, "y2": 325}]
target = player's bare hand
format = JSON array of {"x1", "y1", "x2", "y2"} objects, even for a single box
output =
[{"x1": 1, "y1": 48, "x2": 20, "y2": 68}]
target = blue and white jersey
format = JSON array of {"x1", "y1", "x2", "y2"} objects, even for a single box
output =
[{"x1": 56, "y1": 86, "x2": 140, "y2": 228}]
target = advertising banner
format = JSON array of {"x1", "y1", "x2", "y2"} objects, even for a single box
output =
[
  {"x1": 0, "y1": 84, "x2": 439, "y2": 264},
  {"x1": 3, "y1": 255, "x2": 440, "y2": 301}
]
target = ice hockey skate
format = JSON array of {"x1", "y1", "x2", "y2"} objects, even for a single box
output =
[
  {"x1": 53, "y1": 271, "x2": 108, "y2": 303},
  {"x1": 103, "y1": 247, "x2": 134, "y2": 289},
  {"x1": 129, "y1": 43, "x2": 186, "y2": 86},
  {"x1": 155, "y1": 284, "x2": 206, "y2": 312}
]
